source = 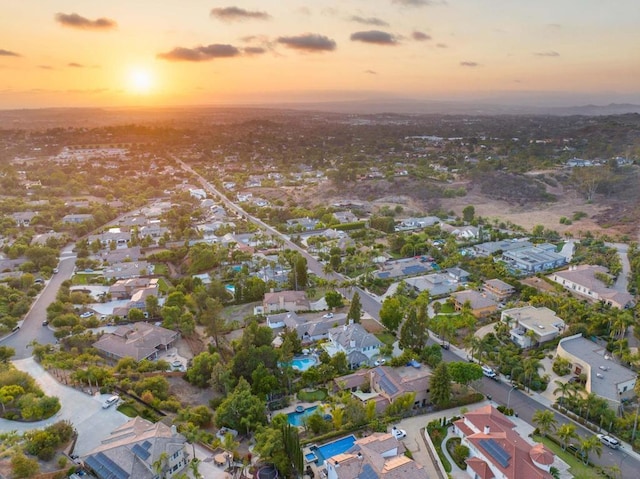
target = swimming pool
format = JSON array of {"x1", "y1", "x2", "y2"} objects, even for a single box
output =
[
  {"x1": 287, "y1": 405, "x2": 318, "y2": 426},
  {"x1": 314, "y1": 435, "x2": 357, "y2": 465},
  {"x1": 290, "y1": 356, "x2": 317, "y2": 371}
]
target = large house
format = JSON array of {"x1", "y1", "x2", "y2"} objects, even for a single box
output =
[
  {"x1": 549, "y1": 265, "x2": 635, "y2": 309},
  {"x1": 93, "y1": 322, "x2": 179, "y2": 362},
  {"x1": 82, "y1": 417, "x2": 189, "y2": 479},
  {"x1": 333, "y1": 365, "x2": 431, "y2": 413},
  {"x1": 325, "y1": 432, "x2": 429, "y2": 479},
  {"x1": 454, "y1": 405, "x2": 555, "y2": 479},
  {"x1": 557, "y1": 334, "x2": 636, "y2": 409},
  {"x1": 501, "y1": 306, "x2": 565, "y2": 348},
  {"x1": 325, "y1": 323, "x2": 383, "y2": 368},
  {"x1": 263, "y1": 290, "x2": 310, "y2": 313},
  {"x1": 501, "y1": 243, "x2": 566, "y2": 274},
  {"x1": 483, "y1": 278, "x2": 515, "y2": 302},
  {"x1": 266, "y1": 311, "x2": 347, "y2": 343},
  {"x1": 451, "y1": 290, "x2": 498, "y2": 318}
]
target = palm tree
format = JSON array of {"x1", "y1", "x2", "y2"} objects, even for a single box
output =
[
  {"x1": 532, "y1": 410, "x2": 557, "y2": 437},
  {"x1": 553, "y1": 380, "x2": 575, "y2": 407},
  {"x1": 523, "y1": 357, "x2": 544, "y2": 392},
  {"x1": 464, "y1": 334, "x2": 482, "y2": 362},
  {"x1": 153, "y1": 452, "x2": 169, "y2": 478},
  {"x1": 578, "y1": 435, "x2": 602, "y2": 465},
  {"x1": 556, "y1": 423, "x2": 578, "y2": 451}
]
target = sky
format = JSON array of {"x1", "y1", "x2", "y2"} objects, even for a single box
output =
[{"x1": 1, "y1": 0, "x2": 639, "y2": 109}]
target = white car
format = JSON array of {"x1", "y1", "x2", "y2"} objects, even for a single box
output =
[
  {"x1": 80, "y1": 311, "x2": 94, "y2": 318},
  {"x1": 323, "y1": 312, "x2": 334, "y2": 319},
  {"x1": 374, "y1": 358, "x2": 386, "y2": 366},
  {"x1": 392, "y1": 426, "x2": 407, "y2": 440}
]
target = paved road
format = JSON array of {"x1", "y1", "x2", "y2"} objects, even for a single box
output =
[
  {"x1": 439, "y1": 344, "x2": 638, "y2": 477},
  {"x1": 1, "y1": 251, "x2": 76, "y2": 358},
  {"x1": 173, "y1": 155, "x2": 382, "y2": 321},
  {"x1": 0, "y1": 357, "x2": 128, "y2": 456}
]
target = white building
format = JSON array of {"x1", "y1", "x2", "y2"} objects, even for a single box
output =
[{"x1": 501, "y1": 306, "x2": 565, "y2": 348}]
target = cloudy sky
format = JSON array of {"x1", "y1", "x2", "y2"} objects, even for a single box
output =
[{"x1": 1, "y1": 0, "x2": 639, "y2": 108}]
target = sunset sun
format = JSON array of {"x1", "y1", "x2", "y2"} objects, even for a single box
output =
[{"x1": 127, "y1": 67, "x2": 154, "y2": 94}]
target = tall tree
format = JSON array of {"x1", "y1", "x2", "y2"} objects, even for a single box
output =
[
  {"x1": 448, "y1": 362, "x2": 483, "y2": 392},
  {"x1": 215, "y1": 378, "x2": 267, "y2": 435},
  {"x1": 532, "y1": 410, "x2": 557, "y2": 438},
  {"x1": 556, "y1": 423, "x2": 578, "y2": 451},
  {"x1": 380, "y1": 296, "x2": 403, "y2": 332},
  {"x1": 347, "y1": 291, "x2": 362, "y2": 323},
  {"x1": 578, "y1": 435, "x2": 602, "y2": 465},
  {"x1": 399, "y1": 307, "x2": 428, "y2": 353},
  {"x1": 430, "y1": 362, "x2": 452, "y2": 408}
]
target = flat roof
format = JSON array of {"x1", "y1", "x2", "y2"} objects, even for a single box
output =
[{"x1": 559, "y1": 335, "x2": 636, "y2": 401}]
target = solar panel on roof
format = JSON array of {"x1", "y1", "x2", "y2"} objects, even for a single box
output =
[
  {"x1": 85, "y1": 452, "x2": 130, "y2": 479},
  {"x1": 359, "y1": 463, "x2": 380, "y2": 479},
  {"x1": 377, "y1": 369, "x2": 398, "y2": 395},
  {"x1": 378, "y1": 272, "x2": 390, "y2": 278},
  {"x1": 141, "y1": 440, "x2": 152, "y2": 450},
  {"x1": 132, "y1": 444, "x2": 151, "y2": 461},
  {"x1": 479, "y1": 438, "x2": 511, "y2": 468}
]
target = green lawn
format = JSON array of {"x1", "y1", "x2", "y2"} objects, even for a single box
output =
[
  {"x1": 375, "y1": 331, "x2": 397, "y2": 346},
  {"x1": 117, "y1": 403, "x2": 139, "y2": 418},
  {"x1": 153, "y1": 263, "x2": 169, "y2": 276},
  {"x1": 533, "y1": 435, "x2": 600, "y2": 479},
  {"x1": 71, "y1": 274, "x2": 101, "y2": 285},
  {"x1": 156, "y1": 277, "x2": 171, "y2": 294},
  {"x1": 298, "y1": 388, "x2": 328, "y2": 402},
  {"x1": 440, "y1": 303, "x2": 455, "y2": 313}
]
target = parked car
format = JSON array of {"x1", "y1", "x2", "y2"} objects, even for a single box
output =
[
  {"x1": 53, "y1": 268, "x2": 59, "y2": 274},
  {"x1": 80, "y1": 311, "x2": 94, "y2": 318},
  {"x1": 42, "y1": 320, "x2": 49, "y2": 326},
  {"x1": 391, "y1": 426, "x2": 407, "y2": 440},
  {"x1": 323, "y1": 312, "x2": 334, "y2": 319},
  {"x1": 597, "y1": 434, "x2": 620, "y2": 449},
  {"x1": 374, "y1": 358, "x2": 386, "y2": 366},
  {"x1": 102, "y1": 395, "x2": 119, "y2": 409},
  {"x1": 482, "y1": 365, "x2": 497, "y2": 379}
]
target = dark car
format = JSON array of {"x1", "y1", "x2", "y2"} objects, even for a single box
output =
[{"x1": 42, "y1": 320, "x2": 49, "y2": 326}]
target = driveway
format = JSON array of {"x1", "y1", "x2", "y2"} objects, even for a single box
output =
[{"x1": 0, "y1": 357, "x2": 128, "y2": 456}]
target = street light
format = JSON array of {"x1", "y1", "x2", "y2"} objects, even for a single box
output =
[{"x1": 507, "y1": 385, "x2": 518, "y2": 409}]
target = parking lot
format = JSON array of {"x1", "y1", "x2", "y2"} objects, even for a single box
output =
[{"x1": 1, "y1": 357, "x2": 129, "y2": 456}]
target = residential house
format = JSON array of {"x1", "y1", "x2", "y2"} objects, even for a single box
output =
[
  {"x1": 557, "y1": 334, "x2": 636, "y2": 409},
  {"x1": 286, "y1": 217, "x2": 320, "y2": 231},
  {"x1": 62, "y1": 213, "x2": 94, "y2": 224},
  {"x1": 549, "y1": 265, "x2": 635, "y2": 309},
  {"x1": 440, "y1": 223, "x2": 480, "y2": 240},
  {"x1": 325, "y1": 432, "x2": 429, "y2": 479},
  {"x1": 453, "y1": 405, "x2": 555, "y2": 479},
  {"x1": 451, "y1": 290, "x2": 498, "y2": 318},
  {"x1": 333, "y1": 365, "x2": 431, "y2": 413},
  {"x1": 334, "y1": 211, "x2": 358, "y2": 224},
  {"x1": 405, "y1": 273, "x2": 461, "y2": 297},
  {"x1": 93, "y1": 322, "x2": 179, "y2": 361},
  {"x1": 501, "y1": 306, "x2": 565, "y2": 348},
  {"x1": 103, "y1": 261, "x2": 152, "y2": 280},
  {"x1": 483, "y1": 279, "x2": 515, "y2": 301},
  {"x1": 474, "y1": 240, "x2": 533, "y2": 257},
  {"x1": 109, "y1": 278, "x2": 158, "y2": 300},
  {"x1": 501, "y1": 243, "x2": 566, "y2": 274},
  {"x1": 11, "y1": 211, "x2": 37, "y2": 227},
  {"x1": 112, "y1": 285, "x2": 159, "y2": 318},
  {"x1": 325, "y1": 323, "x2": 383, "y2": 367},
  {"x1": 87, "y1": 230, "x2": 131, "y2": 248},
  {"x1": 447, "y1": 267, "x2": 470, "y2": 283},
  {"x1": 82, "y1": 417, "x2": 188, "y2": 479},
  {"x1": 267, "y1": 312, "x2": 347, "y2": 343},
  {"x1": 263, "y1": 290, "x2": 310, "y2": 313},
  {"x1": 188, "y1": 188, "x2": 207, "y2": 200},
  {"x1": 100, "y1": 246, "x2": 142, "y2": 265},
  {"x1": 395, "y1": 216, "x2": 440, "y2": 231}
]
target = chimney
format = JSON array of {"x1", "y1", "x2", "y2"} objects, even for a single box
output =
[
  {"x1": 357, "y1": 452, "x2": 363, "y2": 460},
  {"x1": 171, "y1": 424, "x2": 177, "y2": 436},
  {"x1": 484, "y1": 425, "x2": 490, "y2": 435}
]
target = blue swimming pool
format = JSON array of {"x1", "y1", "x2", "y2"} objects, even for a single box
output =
[
  {"x1": 287, "y1": 405, "x2": 318, "y2": 426},
  {"x1": 314, "y1": 435, "x2": 357, "y2": 465},
  {"x1": 290, "y1": 356, "x2": 317, "y2": 371}
]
